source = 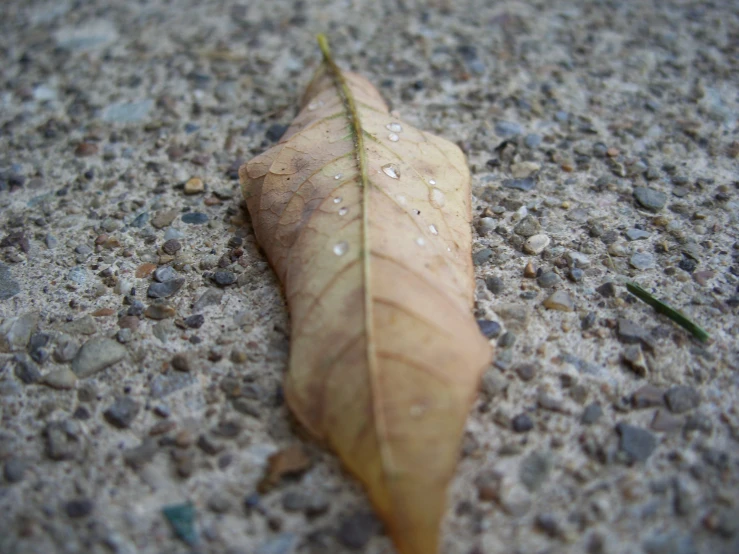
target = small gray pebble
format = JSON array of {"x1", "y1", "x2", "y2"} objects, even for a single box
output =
[
  {"x1": 664, "y1": 386, "x2": 700, "y2": 414},
  {"x1": 147, "y1": 278, "x2": 185, "y2": 298},
  {"x1": 537, "y1": 271, "x2": 561, "y2": 288},
  {"x1": 104, "y1": 397, "x2": 140, "y2": 428},
  {"x1": 581, "y1": 403, "x2": 603, "y2": 425},
  {"x1": 154, "y1": 266, "x2": 177, "y2": 283}
]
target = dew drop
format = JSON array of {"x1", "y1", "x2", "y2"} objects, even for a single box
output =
[
  {"x1": 334, "y1": 173, "x2": 343, "y2": 180},
  {"x1": 386, "y1": 122, "x2": 403, "y2": 133},
  {"x1": 338, "y1": 207, "x2": 348, "y2": 216},
  {"x1": 409, "y1": 402, "x2": 427, "y2": 418},
  {"x1": 333, "y1": 241, "x2": 349, "y2": 256},
  {"x1": 396, "y1": 194, "x2": 407, "y2": 205},
  {"x1": 333, "y1": 197, "x2": 342, "y2": 204},
  {"x1": 429, "y1": 224, "x2": 439, "y2": 235},
  {"x1": 388, "y1": 133, "x2": 400, "y2": 142},
  {"x1": 307, "y1": 100, "x2": 324, "y2": 111},
  {"x1": 429, "y1": 188, "x2": 446, "y2": 208},
  {"x1": 415, "y1": 237, "x2": 426, "y2": 246},
  {"x1": 429, "y1": 179, "x2": 436, "y2": 185},
  {"x1": 381, "y1": 164, "x2": 400, "y2": 179}
]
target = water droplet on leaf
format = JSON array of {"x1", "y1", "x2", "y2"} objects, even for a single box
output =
[
  {"x1": 338, "y1": 207, "x2": 348, "y2": 216},
  {"x1": 429, "y1": 224, "x2": 438, "y2": 235},
  {"x1": 386, "y1": 122, "x2": 403, "y2": 133},
  {"x1": 334, "y1": 173, "x2": 343, "y2": 180},
  {"x1": 333, "y1": 197, "x2": 342, "y2": 204},
  {"x1": 382, "y1": 164, "x2": 400, "y2": 179},
  {"x1": 416, "y1": 237, "x2": 426, "y2": 246},
  {"x1": 333, "y1": 241, "x2": 349, "y2": 256},
  {"x1": 388, "y1": 133, "x2": 399, "y2": 142},
  {"x1": 429, "y1": 179, "x2": 436, "y2": 185},
  {"x1": 429, "y1": 188, "x2": 446, "y2": 208}
]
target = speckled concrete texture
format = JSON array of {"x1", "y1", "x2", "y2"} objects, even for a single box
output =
[{"x1": 0, "y1": 1, "x2": 738, "y2": 553}]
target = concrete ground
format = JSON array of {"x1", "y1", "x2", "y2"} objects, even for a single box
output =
[{"x1": 0, "y1": 0, "x2": 737, "y2": 553}]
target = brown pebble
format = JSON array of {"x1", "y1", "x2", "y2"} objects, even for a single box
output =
[
  {"x1": 91, "y1": 308, "x2": 115, "y2": 317},
  {"x1": 204, "y1": 196, "x2": 222, "y2": 206},
  {"x1": 75, "y1": 142, "x2": 98, "y2": 157},
  {"x1": 118, "y1": 315, "x2": 140, "y2": 331},
  {"x1": 543, "y1": 291, "x2": 574, "y2": 311},
  {"x1": 171, "y1": 353, "x2": 192, "y2": 372},
  {"x1": 606, "y1": 147, "x2": 620, "y2": 158},
  {"x1": 145, "y1": 303, "x2": 176, "y2": 320},
  {"x1": 95, "y1": 234, "x2": 109, "y2": 245},
  {"x1": 136, "y1": 263, "x2": 157, "y2": 278},
  {"x1": 184, "y1": 177, "x2": 204, "y2": 195},
  {"x1": 523, "y1": 261, "x2": 537, "y2": 278}
]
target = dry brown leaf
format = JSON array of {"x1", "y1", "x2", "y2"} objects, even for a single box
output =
[{"x1": 240, "y1": 36, "x2": 492, "y2": 554}]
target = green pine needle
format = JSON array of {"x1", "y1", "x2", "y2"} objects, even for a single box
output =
[{"x1": 626, "y1": 282, "x2": 710, "y2": 342}]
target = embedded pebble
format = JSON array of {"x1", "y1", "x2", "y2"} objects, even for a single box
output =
[
  {"x1": 523, "y1": 234, "x2": 550, "y2": 255},
  {"x1": 664, "y1": 386, "x2": 700, "y2": 414},
  {"x1": 336, "y1": 511, "x2": 381, "y2": 550},
  {"x1": 64, "y1": 499, "x2": 94, "y2": 518},
  {"x1": 42, "y1": 367, "x2": 78, "y2": 390},
  {"x1": 512, "y1": 413, "x2": 534, "y2": 433},
  {"x1": 161, "y1": 239, "x2": 181, "y2": 255},
  {"x1": 72, "y1": 337, "x2": 127, "y2": 378},
  {"x1": 104, "y1": 397, "x2": 140, "y2": 428},
  {"x1": 0, "y1": 262, "x2": 21, "y2": 299},
  {"x1": 543, "y1": 291, "x2": 574, "y2": 311},
  {"x1": 537, "y1": 271, "x2": 561, "y2": 288},
  {"x1": 503, "y1": 178, "x2": 536, "y2": 192},
  {"x1": 151, "y1": 209, "x2": 179, "y2": 229},
  {"x1": 147, "y1": 278, "x2": 185, "y2": 298},
  {"x1": 513, "y1": 215, "x2": 540, "y2": 237},
  {"x1": 184, "y1": 177, "x2": 204, "y2": 195},
  {"x1": 616, "y1": 422, "x2": 657, "y2": 462},
  {"x1": 477, "y1": 319, "x2": 502, "y2": 338},
  {"x1": 519, "y1": 451, "x2": 551, "y2": 492},
  {"x1": 630, "y1": 252, "x2": 655, "y2": 270},
  {"x1": 485, "y1": 276, "x2": 505, "y2": 295},
  {"x1": 213, "y1": 271, "x2": 237, "y2": 287},
  {"x1": 182, "y1": 212, "x2": 208, "y2": 224},
  {"x1": 634, "y1": 186, "x2": 667, "y2": 211},
  {"x1": 581, "y1": 402, "x2": 603, "y2": 425},
  {"x1": 154, "y1": 266, "x2": 177, "y2": 282},
  {"x1": 626, "y1": 229, "x2": 651, "y2": 241},
  {"x1": 4, "y1": 456, "x2": 26, "y2": 483}
]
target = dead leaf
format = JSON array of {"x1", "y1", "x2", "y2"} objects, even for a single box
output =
[
  {"x1": 240, "y1": 35, "x2": 492, "y2": 554},
  {"x1": 258, "y1": 444, "x2": 313, "y2": 493}
]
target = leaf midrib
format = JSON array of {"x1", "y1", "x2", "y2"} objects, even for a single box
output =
[{"x1": 317, "y1": 35, "x2": 394, "y2": 474}]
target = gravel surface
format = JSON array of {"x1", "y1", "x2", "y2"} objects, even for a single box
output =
[{"x1": 1, "y1": 1, "x2": 738, "y2": 553}]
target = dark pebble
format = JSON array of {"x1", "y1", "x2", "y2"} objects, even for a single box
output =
[
  {"x1": 181, "y1": 212, "x2": 208, "y2": 225},
  {"x1": 162, "y1": 502, "x2": 199, "y2": 546},
  {"x1": 568, "y1": 267, "x2": 584, "y2": 282},
  {"x1": 213, "y1": 271, "x2": 236, "y2": 287},
  {"x1": 161, "y1": 239, "x2": 182, "y2": 255},
  {"x1": 581, "y1": 402, "x2": 603, "y2": 425},
  {"x1": 0, "y1": 262, "x2": 21, "y2": 300},
  {"x1": 29, "y1": 332, "x2": 51, "y2": 363},
  {"x1": 678, "y1": 258, "x2": 697, "y2": 273},
  {"x1": 664, "y1": 386, "x2": 700, "y2": 414},
  {"x1": 630, "y1": 385, "x2": 663, "y2": 409},
  {"x1": 336, "y1": 511, "x2": 381, "y2": 550},
  {"x1": 515, "y1": 363, "x2": 537, "y2": 381},
  {"x1": 477, "y1": 319, "x2": 502, "y2": 338},
  {"x1": 74, "y1": 143, "x2": 98, "y2": 157},
  {"x1": 503, "y1": 178, "x2": 536, "y2": 192},
  {"x1": 634, "y1": 186, "x2": 667, "y2": 212},
  {"x1": 616, "y1": 422, "x2": 657, "y2": 462},
  {"x1": 596, "y1": 282, "x2": 616, "y2": 297},
  {"x1": 519, "y1": 450, "x2": 551, "y2": 492},
  {"x1": 147, "y1": 278, "x2": 185, "y2": 299},
  {"x1": 104, "y1": 397, "x2": 140, "y2": 429},
  {"x1": 13, "y1": 354, "x2": 42, "y2": 384},
  {"x1": 512, "y1": 413, "x2": 534, "y2": 433},
  {"x1": 64, "y1": 499, "x2": 94, "y2": 518},
  {"x1": 581, "y1": 311, "x2": 596, "y2": 330},
  {"x1": 497, "y1": 331, "x2": 516, "y2": 348},
  {"x1": 485, "y1": 276, "x2": 505, "y2": 295},
  {"x1": 184, "y1": 314, "x2": 205, "y2": 329},
  {"x1": 3, "y1": 456, "x2": 26, "y2": 483},
  {"x1": 265, "y1": 123, "x2": 289, "y2": 142},
  {"x1": 536, "y1": 513, "x2": 561, "y2": 537},
  {"x1": 537, "y1": 271, "x2": 560, "y2": 288},
  {"x1": 171, "y1": 353, "x2": 193, "y2": 372},
  {"x1": 473, "y1": 248, "x2": 494, "y2": 265}
]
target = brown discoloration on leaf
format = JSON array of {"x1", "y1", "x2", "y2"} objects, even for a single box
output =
[{"x1": 241, "y1": 37, "x2": 492, "y2": 554}]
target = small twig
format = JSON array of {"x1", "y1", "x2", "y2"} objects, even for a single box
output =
[{"x1": 626, "y1": 281, "x2": 710, "y2": 342}]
